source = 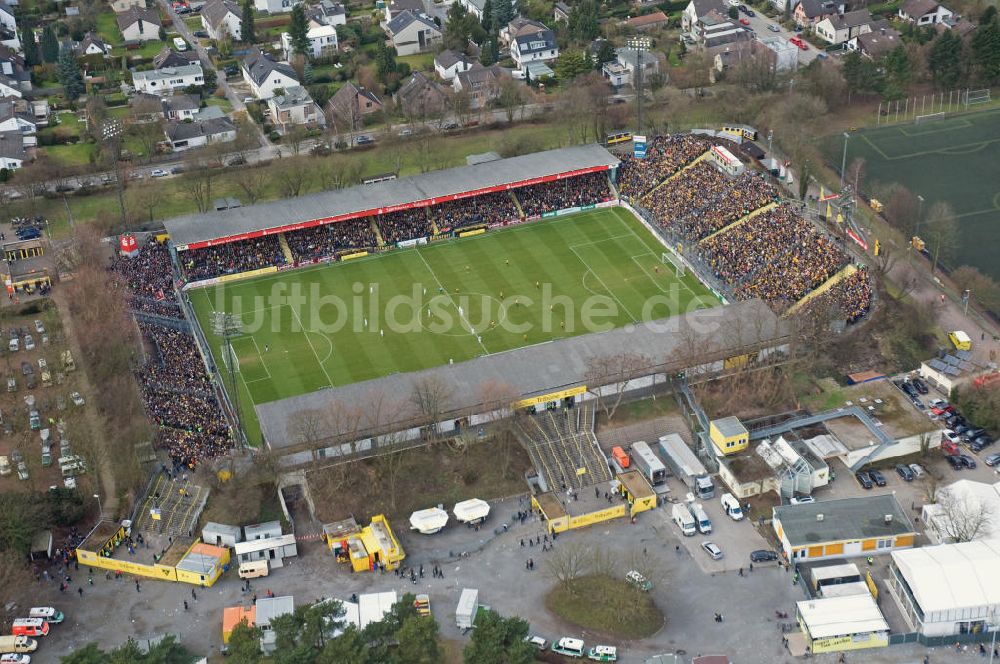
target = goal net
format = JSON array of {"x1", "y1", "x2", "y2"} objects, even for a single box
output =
[
  {"x1": 662, "y1": 251, "x2": 686, "y2": 278},
  {"x1": 915, "y1": 111, "x2": 945, "y2": 124},
  {"x1": 220, "y1": 343, "x2": 240, "y2": 374},
  {"x1": 967, "y1": 89, "x2": 991, "y2": 106}
]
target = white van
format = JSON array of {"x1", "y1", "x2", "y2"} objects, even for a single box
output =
[
  {"x1": 720, "y1": 493, "x2": 744, "y2": 521},
  {"x1": 28, "y1": 607, "x2": 63, "y2": 624},
  {"x1": 238, "y1": 560, "x2": 269, "y2": 579},
  {"x1": 691, "y1": 503, "x2": 712, "y2": 535},
  {"x1": 0, "y1": 456, "x2": 9, "y2": 476},
  {"x1": 173, "y1": 37, "x2": 187, "y2": 51},
  {"x1": 671, "y1": 503, "x2": 696, "y2": 536},
  {"x1": 551, "y1": 637, "x2": 585, "y2": 658}
]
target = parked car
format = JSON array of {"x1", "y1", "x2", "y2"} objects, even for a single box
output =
[
  {"x1": 942, "y1": 429, "x2": 961, "y2": 444},
  {"x1": 20, "y1": 362, "x2": 32, "y2": 376},
  {"x1": 970, "y1": 436, "x2": 994, "y2": 452},
  {"x1": 946, "y1": 454, "x2": 965, "y2": 470},
  {"x1": 625, "y1": 570, "x2": 652, "y2": 591},
  {"x1": 767, "y1": 23, "x2": 780, "y2": 32},
  {"x1": 0, "y1": 653, "x2": 32, "y2": 663},
  {"x1": 701, "y1": 541, "x2": 723, "y2": 560},
  {"x1": 959, "y1": 455, "x2": 977, "y2": 469},
  {"x1": 962, "y1": 427, "x2": 986, "y2": 442},
  {"x1": 911, "y1": 377, "x2": 929, "y2": 394},
  {"x1": 525, "y1": 635, "x2": 548, "y2": 650},
  {"x1": 150, "y1": 169, "x2": 168, "y2": 178},
  {"x1": 855, "y1": 471, "x2": 873, "y2": 489},
  {"x1": 930, "y1": 404, "x2": 955, "y2": 416},
  {"x1": 750, "y1": 549, "x2": 779, "y2": 562},
  {"x1": 70, "y1": 392, "x2": 85, "y2": 407},
  {"x1": 985, "y1": 452, "x2": 1000, "y2": 467},
  {"x1": 739, "y1": 17, "x2": 750, "y2": 25},
  {"x1": 33, "y1": 320, "x2": 44, "y2": 334},
  {"x1": 895, "y1": 464, "x2": 914, "y2": 481},
  {"x1": 867, "y1": 469, "x2": 886, "y2": 487},
  {"x1": 909, "y1": 463, "x2": 926, "y2": 478},
  {"x1": 355, "y1": 134, "x2": 374, "y2": 144},
  {"x1": 23, "y1": 335, "x2": 34, "y2": 351},
  {"x1": 789, "y1": 496, "x2": 814, "y2": 505}
]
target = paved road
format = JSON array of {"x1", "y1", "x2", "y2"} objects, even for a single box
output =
[{"x1": 739, "y1": 8, "x2": 822, "y2": 66}]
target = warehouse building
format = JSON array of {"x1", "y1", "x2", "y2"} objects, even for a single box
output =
[
  {"x1": 772, "y1": 495, "x2": 915, "y2": 562},
  {"x1": 888, "y1": 540, "x2": 1000, "y2": 637},
  {"x1": 796, "y1": 593, "x2": 889, "y2": 654}
]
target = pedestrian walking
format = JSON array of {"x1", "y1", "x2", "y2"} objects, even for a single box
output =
[
  {"x1": 526, "y1": 560, "x2": 530, "y2": 570},
  {"x1": 77, "y1": 587, "x2": 83, "y2": 597},
  {"x1": 192, "y1": 588, "x2": 196, "y2": 600},
  {"x1": 136, "y1": 581, "x2": 141, "y2": 592},
  {"x1": 184, "y1": 601, "x2": 189, "y2": 611},
  {"x1": 252, "y1": 594, "x2": 257, "y2": 603},
  {"x1": 749, "y1": 562, "x2": 754, "y2": 573},
  {"x1": 738, "y1": 567, "x2": 744, "y2": 577}
]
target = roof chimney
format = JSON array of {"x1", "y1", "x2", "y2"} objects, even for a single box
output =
[
  {"x1": 816, "y1": 513, "x2": 824, "y2": 521},
  {"x1": 884, "y1": 514, "x2": 893, "y2": 524}
]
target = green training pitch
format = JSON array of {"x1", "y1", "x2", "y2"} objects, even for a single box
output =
[
  {"x1": 826, "y1": 108, "x2": 1000, "y2": 280},
  {"x1": 190, "y1": 207, "x2": 720, "y2": 445}
]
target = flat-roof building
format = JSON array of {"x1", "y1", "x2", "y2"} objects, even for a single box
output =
[
  {"x1": 796, "y1": 594, "x2": 889, "y2": 653},
  {"x1": 773, "y1": 495, "x2": 915, "y2": 562}
]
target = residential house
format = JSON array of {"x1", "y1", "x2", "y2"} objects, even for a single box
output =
[
  {"x1": 281, "y1": 23, "x2": 337, "y2": 59},
  {"x1": 602, "y1": 45, "x2": 664, "y2": 87},
  {"x1": 386, "y1": 11, "x2": 441, "y2": 56},
  {"x1": 0, "y1": 73, "x2": 21, "y2": 98},
  {"x1": 201, "y1": 0, "x2": 243, "y2": 41},
  {"x1": 898, "y1": 0, "x2": 952, "y2": 25},
  {"x1": 815, "y1": 9, "x2": 873, "y2": 44},
  {"x1": 241, "y1": 51, "x2": 300, "y2": 99},
  {"x1": 760, "y1": 36, "x2": 799, "y2": 71},
  {"x1": 110, "y1": 0, "x2": 146, "y2": 12},
  {"x1": 709, "y1": 39, "x2": 776, "y2": 77},
  {"x1": 625, "y1": 11, "x2": 669, "y2": 31},
  {"x1": 682, "y1": 0, "x2": 727, "y2": 33},
  {"x1": 554, "y1": 1, "x2": 570, "y2": 22},
  {"x1": 166, "y1": 115, "x2": 236, "y2": 150},
  {"x1": 793, "y1": 0, "x2": 844, "y2": 28},
  {"x1": 76, "y1": 32, "x2": 110, "y2": 57},
  {"x1": 153, "y1": 45, "x2": 200, "y2": 69},
  {"x1": 117, "y1": 6, "x2": 162, "y2": 42},
  {"x1": 695, "y1": 11, "x2": 747, "y2": 47},
  {"x1": 395, "y1": 71, "x2": 449, "y2": 118},
  {"x1": 847, "y1": 25, "x2": 901, "y2": 58},
  {"x1": 504, "y1": 18, "x2": 558, "y2": 70},
  {"x1": 267, "y1": 85, "x2": 325, "y2": 133},
  {"x1": 385, "y1": 0, "x2": 424, "y2": 22},
  {"x1": 326, "y1": 82, "x2": 383, "y2": 130},
  {"x1": 306, "y1": 0, "x2": 346, "y2": 27},
  {"x1": 434, "y1": 49, "x2": 476, "y2": 81},
  {"x1": 453, "y1": 63, "x2": 507, "y2": 109},
  {"x1": 161, "y1": 94, "x2": 202, "y2": 120},
  {"x1": 254, "y1": 0, "x2": 302, "y2": 13},
  {"x1": 0, "y1": 2, "x2": 18, "y2": 51},
  {"x1": 0, "y1": 46, "x2": 31, "y2": 96},
  {"x1": 132, "y1": 64, "x2": 205, "y2": 95},
  {"x1": 937, "y1": 17, "x2": 976, "y2": 36},
  {"x1": 0, "y1": 130, "x2": 25, "y2": 170},
  {"x1": 0, "y1": 98, "x2": 36, "y2": 136}
]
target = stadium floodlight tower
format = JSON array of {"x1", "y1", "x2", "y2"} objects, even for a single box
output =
[
  {"x1": 627, "y1": 36, "x2": 651, "y2": 134},
  {"x1": 212, "y1": 312, "x2": 245, "y2": 451}
]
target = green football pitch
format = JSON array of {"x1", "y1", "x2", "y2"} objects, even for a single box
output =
[
  {"x1": 828, "y1": 108, "x2": 1000, "y2": 280},
  {"x1": 190, "y1": 207, "x2": 720, "y2": 445}
]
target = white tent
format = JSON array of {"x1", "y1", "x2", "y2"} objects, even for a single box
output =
[
  {"x1": 409, "y1": 507, "x2": 448, "y2": 534},
  {"x1": 453, "y1": 498, "x2": 490, "y2": 524}
]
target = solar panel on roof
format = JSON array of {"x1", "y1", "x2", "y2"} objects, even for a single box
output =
[
  {"x1": 928, "y1": 359, "x2": 948, "y2": 371},
  {"x1": 956, "y1": 350, "x2": 972, "y2": 361},
  {"x1": 944, "y1": 355, "x2": 961, "y2": 367},
  {"x1": 944, "y1": 366, "x2": 960, "y2": 376}
]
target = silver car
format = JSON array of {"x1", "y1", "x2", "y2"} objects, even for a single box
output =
[{"x1": 701, "y1": 541, "x2": 723, "y2": 560}]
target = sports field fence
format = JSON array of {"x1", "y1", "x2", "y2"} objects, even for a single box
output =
[{"x1": 875, "y1": 88, "x2": 994, "y2": 126}]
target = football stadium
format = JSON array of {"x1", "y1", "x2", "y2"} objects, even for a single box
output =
[{"x1": 119, "y1": 135, "x2": 873, "y2": 469}]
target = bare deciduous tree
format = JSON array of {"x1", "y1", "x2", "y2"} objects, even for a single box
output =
[
  {"x1": 933, "y1": 488, "x2": 995, "y2": 543},
  {"x1": 544, "y1": 542, "x2": 589, "y2": 590},
  {"x1": 410, "y1": 375, "x2": 455, "y2": 439},
  {"x1": 584, "y1": 352, "x2": 652, "y2": 423},
  {"x1": 236, "y1": 166, "x2": 269, "y2": 205}
]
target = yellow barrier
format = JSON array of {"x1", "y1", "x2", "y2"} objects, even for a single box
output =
[
  {"x1": 217, "y1": 266, "x2": 278, "y2": 284},
  {"x1": 458, "y1": 228, "x2": 486, "y2": 238},
  {"x1": 513, "y1": 385, "x2": 586, "y2": 409},
  {"x1": 341, "y1": 251, "x2": 369, "y2": 261}
]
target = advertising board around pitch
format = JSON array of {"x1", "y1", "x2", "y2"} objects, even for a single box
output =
[{"x1": 633, "y1": 135, "x2": 647, "y2": 159}]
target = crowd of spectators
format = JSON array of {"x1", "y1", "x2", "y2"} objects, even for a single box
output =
[
  {"x1": 702, "y1": 205, "x2": 818, "y2": 284},
  {"x1": 110, "y1": 240, "x2": 181, "y2": 318},
  {"x1": 138, "y1": 323, "x2": 231, "y2": 470},
  {"x1": 286, "y1": 218, "x2": 377, "y2": 263},
  {"x1": 377, "y1": 208, "x2": 435, "y2": 244},
  {"x1": 181, "y1": 236, "x2": 286, "y2": 281},
  {"x1": 646, "y1": 163, "x2": 775, "y2": 241},
  {"x1": 515, "y1": 172, "x2": 613, "y2": 217},
  {"x1": 431, "y1": 192, "x2": 520, "y2": 231},
  {"x1": 616, "y1": 135, "x2": 711, "y2": 199},
  {"x1": 736, "y1": 231, "x2": 848, "y2": 306},
  {"x1": 800, "y1": 267, "x2": 872, "y2": 324}
]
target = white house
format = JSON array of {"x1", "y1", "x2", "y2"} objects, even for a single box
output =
[
  {"x1": 132, "y1": 64, "x2": 205, "y2": 95},
  {"x1": 682, "y1": 0, "x2": 728, "y2": 34},
  {"x1": 0, "y1": 98, "x2": 35, "y2": 135},
  {"x1": 0, "y1": 2, "x2": 19, "y2": 52},
  {"x1": 117, "y1": 6, "x2": 162, "y2": 42},
  {"x1": 760, "y1": 36, "x2": 799, "y2": 71},
  {"x1": 201, "y1": 0, "x2": 242, "y2": 41},
  {"x1": 815, "y1": 10, "x2": 874, "y2": 45},
  {"x1": 847, "y1": 26, "x2": 902, "y2": 59},
  {"x1": 602, "y1": 46, "x2": 663, "y2": 88},
  {"x1": 0, "y1": 130, "x2": 25, "y2": 170},
  {"x1": 241, "y1": 51, "x2": 300, "y2": 99},
  {"x1": 898, "y1": 0, "x2": 952, "y2": 25},
  {"x1": 453, "y1": 63, "x2": 507, "y2": 109},
  {"x1": 267, "y1": 85, "x2": 325, "y2": 133},
  {"x1": 385, "y1": 0, "x2": 424, "y2": 22},
  {"x1": 76, "y1": 32, "x2": 110, "y2": 57},
  {"x1": 254, "y1": 0, "x2": 302, "y2": 13},
  {"x1": 281, "y1": 23, "x2": 338, "y2": 60},
  {"x1": 505, "y1": 18, "x2": 558, "y2": 70},
  {"x1": 434, "y1": 49, "x2": 476, "y2": 81},
  {"x1": 110, "y1": 0, "x2": 146, "y2": 12},
  {"x1": 161, "y1": 94, "x2": 202, "y2": 120},
  {"x1": 458, "y1": 0, "x2": 516, "y2": 20},
  {"x1": 386, "y1": 10, "x2": 441, "y2": 57},
  {"x1": 306, "y1": 0, "x2": 346, "y2": 27},
  {"x1": 166, "y1": 115, "x2": 236, "y2": 150}
]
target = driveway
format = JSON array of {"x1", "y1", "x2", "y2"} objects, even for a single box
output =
[{"x1": 740, "y1": 10, "x2": 822, "y2": 66}]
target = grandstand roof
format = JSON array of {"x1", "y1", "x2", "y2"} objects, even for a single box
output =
[
  {"x1": 165, "y1": 144, "x2": 620, "y2": 250},
  {"x1": 257, "y1": 298, "x2": 790, "y2": 450}
]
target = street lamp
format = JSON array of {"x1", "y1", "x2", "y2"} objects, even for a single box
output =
[
  {"x1": 963, "y1": 289, "x2": 971, "y2": 316},
  {"x1": 626, "y1": 36, "x2": 651, "y2": 134},
  {"x1": 93, "y1": 493, "x2": 102, "y2": 520},
  {"x1": 839, "y1": 132, "x2": 850, "y2": 190},
  {"x1": 212, "y1": 312, "x2": 245, "y2": 451}
]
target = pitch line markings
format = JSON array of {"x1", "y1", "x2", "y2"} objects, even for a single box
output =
[
  {"x1": 614, "y1": 207, "x2": 699, "y2": 302},
  {"x1": 288, "y1": 303, "x2": 336, "y2": 388},
  {"x1": 568, "y1": 243, "x2": 638, "y2": 323},
  {"x1": 414, "y1": 248, "x2": 490, "y2": 355}
]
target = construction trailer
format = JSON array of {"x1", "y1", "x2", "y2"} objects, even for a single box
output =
[
  {"x1": 630, "y1": 441, "x2": 667, "y2": 488},
  {"x1": 658, "y1": 433, "x2": 715, "y2": 498},
  {"x1": 456, "y1": 588, "x2": 479, "y2": 630}
]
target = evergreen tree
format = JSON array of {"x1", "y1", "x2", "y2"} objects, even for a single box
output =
[
  {"x1": 374, "y1": 40, "x2": 398, "y2": 78},
  {"x1": 463, "y1": 610, "x2": 535, "y2": 664},
  {"x1": 568, "y1": 0, "x2": 599, "y2": 42},
  {"x1": 303, "y1": 61, "x2": 314, "y2": 84},
  {"x1": 40, "y1": 26, "x2": 59, "y2": 64},
  {"x1": 481, "y1": 0, "x2": 494, "y2": 35},
  {"x1": 929, "y1": 30, "x2": 963, "y2": 88},
  {"x1": 842, "y1": 50, "x2": 883, "y2": 96},
  {"x1": 481, "y1": 38, "x2": 495, "y2": 65},
  {"x1": 444, "y1": 2, "x2": 484, "y2": 51},
  {"x1": 242, "y1": 0, "x2": 257, "y2": 43},
  {"x1": 881, "y1": 45, "x2": 911, "y2": 100},
  {"x1": 971, "y1": 14, "x2": 1000, "y2": 83},
  {"x1": 288, "y1": 4, "x2": 310, "y2": 57},
  {"x1": 21, "y1": 25, "x2": 38, "y2": 67},
  {"x1": 491, "y1": 0, "x2": 513, "y2": 36},
  {"x1": 57, "y1": 46, "x2": 85, "y2": 101}
]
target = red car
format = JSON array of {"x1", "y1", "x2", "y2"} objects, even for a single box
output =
[
  {"x1": 790, "y1": 37, "x2": 808, "y2": 50},
  {"x1": 739, "y1": 17, "x2": 750, "y2": 25},
  {"x1": 931, "y1": 404, "x2": 955, "y2": 416}
]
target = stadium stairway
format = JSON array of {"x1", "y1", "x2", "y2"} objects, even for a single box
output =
[
  {"x1": 639, "y1": 149, "x2": 712, "y2": 203},
  {"x1": 278, "y1": 233, "x2": 294, "y2": 264},
  {"x1": 606, "y1": 174, "x2": 621, "y2": 200},
  {"x1": 698, "y1": 202, "x2": 778, "y2": 245},
  {"x1": 371, "y1": 218, "x2": 385, "y2": 247},
  {"x1": 510, "y1": 191, "x2": 524, "y2": 218},
  {"x1": 783, "y1": 263, "x2": 859, "y2": 318}
]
